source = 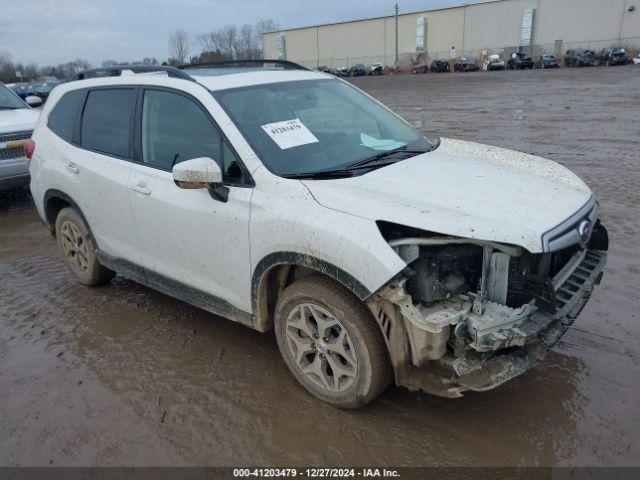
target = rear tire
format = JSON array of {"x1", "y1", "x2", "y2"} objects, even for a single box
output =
[
  {"x1": 55, "y1": 207, "x2": 115, "y2": 286},
  {"x1": 274, "y1": 275, "x2": 392, "y2": 409}
]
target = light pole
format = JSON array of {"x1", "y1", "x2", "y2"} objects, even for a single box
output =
[{"x1": 394, "y1": 3, "x2": 399, "y2": 69}]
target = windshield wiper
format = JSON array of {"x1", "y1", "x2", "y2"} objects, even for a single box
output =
[
  {"x1": 281, "y1": 143, "x2": 435, "y2": 180},
  {"x1": 282, "y1": 151, "x2": 428, "y2": 180},
  {"x1": 0, "y1": 106, "x2": 21, "y2": 110},
  {"x1": 344, "y1": 146, "x2": 427, "y2": 171},
  {"x1": 282, "y1": 160, "x2": 404, "y2": 179},
  {"x1": 282, "y1": 170, "x2": 357, "y2": 180}
]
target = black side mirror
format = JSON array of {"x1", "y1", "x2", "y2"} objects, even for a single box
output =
[{"x1": 208, "y1": 184, "x2": 229, "y2": 203}]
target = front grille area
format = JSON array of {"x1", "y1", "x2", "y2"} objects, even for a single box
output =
[
  {"x1": 553, "y1": 250, "x2": 606, "y2": 318},
  {"x1": 541, "y1": 199, "x2": 598, "y2": 252},
  {"x1": 507, "y1": 247, "x2": 606, "y2": 318},
  {"x1": 0, "y1": 131, "x2": 32, "y2": 161}
]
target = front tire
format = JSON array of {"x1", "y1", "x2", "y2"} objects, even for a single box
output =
[
  {"x1": 55, "y1": 207, "x2": 115, "y2": 286},
  {"x1": 274, "y1": 276, "x2": 391, "y2": 409}
]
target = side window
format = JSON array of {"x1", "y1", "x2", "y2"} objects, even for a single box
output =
[
  {"x1": 48, "y1": 89, "x2": 85, "y2": 142},
  {"x1": 81, "y1": 88, "x2": 136, "y2": 158},
  {"x1": 142, "y1": 90, "x2": 221, "y2": 170}
]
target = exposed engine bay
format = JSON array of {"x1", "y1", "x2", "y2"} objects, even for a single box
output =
[{"x1": 367, "y1": 219, "x2": 609, "y2": 398}]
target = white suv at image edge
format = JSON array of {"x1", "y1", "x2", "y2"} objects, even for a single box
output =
[
  {"x1": 0, "y1": 82, "x2": 42, "y2": 190},
  {"x1": 27, "y1": 64, "x2": 608, "y2": 408}
]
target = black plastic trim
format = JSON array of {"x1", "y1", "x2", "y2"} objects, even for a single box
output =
[
  {"x1": 251, "y1": 251, "x2": 372, "y2": 312},
  {"x1": 96, "y1": 251, "x2": 253, "y2": 327},
  {"x1": 69, "y1": 66, "x2": 195, "y2": 82},
  {"x1": 42, "y1": 189, "x2": 95, "y2": 239},
  {"x1": 181, "y1": 59, "x2": 307, "y2": 71}
]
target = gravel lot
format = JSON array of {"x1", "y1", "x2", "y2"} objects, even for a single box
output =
[{"x1": 1, "y1": 66, "x2": 639, "y2": 467}]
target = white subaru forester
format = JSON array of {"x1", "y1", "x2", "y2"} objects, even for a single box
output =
[{"x1": 28, "y1": 62, "x2": 608, "y2": 408}]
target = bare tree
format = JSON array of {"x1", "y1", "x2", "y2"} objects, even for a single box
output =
[
  {"x1": 255, "y1": 19, "x2": 279, "y2": 54},
  {"x1": 168, "y1": 28, "x2": 190, "y2": 65},
  {"x1": 238, "y1": 24, "x2": 255, "y2": 60},
  {"x1": 219, "y1": 25, "x2": 238, "y2": 59},
  {"x1": 194, "y1": 19, "x2": 278, "y2": 62},
  {"x1": 0, "y1": 50, "x2": 16, "y2": 83},
  {"x1": 25, "y1": 63, "x2": 39, "y2": 81},
  {"x1": 198, "y1": 31, "x2": 222, "y2": 53}
]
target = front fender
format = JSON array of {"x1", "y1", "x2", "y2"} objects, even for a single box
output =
[{"x1": 249, "y1": 169, "x2": 407, "y2": 312}]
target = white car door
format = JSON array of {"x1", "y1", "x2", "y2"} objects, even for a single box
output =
[
  {"x1": 68, "y1": 87, "x2": 140, "y2": 264},
  {"x1": 128, "y1": 88, "x2": 253, "y2": 313}
]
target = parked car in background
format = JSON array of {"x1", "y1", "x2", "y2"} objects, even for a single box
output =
[
  {"x1": 335, "y1": 66, "x2": 349, "y2": 77},
  {"x1": 430, "y1": 59, "x2": 451, "y2": 73},
  {"x1": 454, "y1": 57, "x2": 480, "y2": 72},
  {"x1": 315, "y1": 65, "x2": 332, "y2": 74},
  {"x1": 535, "y1": 53, "x2": 560, "y2": 69},
  {"x1": 597, "y1": 47, "x2": 629, "y2": 66},
  {"x1": 28, "y1": 63, "x2": 609, "y2": 408},
  {"x1": 0, "y1": 82, "x2": 41, "y2": 190},
  {"x1": 34, "y1": 76, "x2": 64, "y2": 101},
  {"x1": 6, "y1": 82, "x2": 35, "y2": 100},
  {"x1": 565, "y1": 49, "x2": 596, "y2": 67},
  {"x1": 483, "y1": 54, "x2": 505, "y2": 71},
  {"x1": 411, "y1": 61, "x2": 429, "y2": 74},
  {"x1": 350, "y1": 64, "x2": 366, "y2": 77},
  {"x1": 369, "y1": 63, "x2": 384, "y2": 75},
  {"x1": 507, "y1": 52, "x2": 534, "y2": 70},
  {"x1": 634, "y1": 55, "x2": 640, "y2": 65}
]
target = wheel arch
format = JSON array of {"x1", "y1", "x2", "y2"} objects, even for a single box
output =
[
  {"x1": 43, "y1": 189, "x2": 93, "y2": 240},
  {"x1": 251, "y1": 252, "x2": 372, "y2": 333}
]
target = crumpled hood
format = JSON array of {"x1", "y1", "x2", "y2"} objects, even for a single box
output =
[
  {"x1": 0, "y1": 108, "x2": 40, "y2": 135},
  {"x1": 302, "y1": 138, "x2": 593, "y2": 253}
]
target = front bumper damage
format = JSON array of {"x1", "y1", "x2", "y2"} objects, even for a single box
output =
[{"x1": 366, "y1": 246, "x2": 607, "y2": 398}]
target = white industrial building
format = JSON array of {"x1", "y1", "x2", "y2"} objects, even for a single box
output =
[{"x1": 262, "y1": 0, "x2": 640, "y2": 68}]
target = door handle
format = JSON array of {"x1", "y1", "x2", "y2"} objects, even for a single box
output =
[
  {"x1": 132, "y1": 181, "x2": 151, "y2": 196},
  {"x1": 65, "y1": 162, "x2": 79, "y2": 174}
]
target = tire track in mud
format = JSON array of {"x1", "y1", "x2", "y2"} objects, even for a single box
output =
[
  {"x1": 0, "y1": 254, "x2": 315, "y2": 464},
  {"x1": 0, "y1": 252, "x2": 603, "y2": 465},
  {"x1": 0, "y1": 251, "x2": 472, "y2": 465}
]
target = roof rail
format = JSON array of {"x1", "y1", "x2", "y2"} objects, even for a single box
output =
[
  {"x1": 180, "y1": 59, "x2": 308, "y2": 71},
  {"x1": 69, "y1": 66, "x2": 195, "y2": 82}
]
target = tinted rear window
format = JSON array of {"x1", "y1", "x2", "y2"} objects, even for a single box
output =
[
  {"x1": 81, "y1": 89, "x2": 136, "y2": 158},
  {"x1": 48, "y1": 90, "x2": 85, "y2": 141}
]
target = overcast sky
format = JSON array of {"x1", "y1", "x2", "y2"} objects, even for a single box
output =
[{"x1": 0, "y1": 0, "x2": 463, "y2": 66}]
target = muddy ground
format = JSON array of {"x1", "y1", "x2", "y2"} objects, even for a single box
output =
[{"x1": 1, "y1": 66, "x2": 639, "y2": 467}]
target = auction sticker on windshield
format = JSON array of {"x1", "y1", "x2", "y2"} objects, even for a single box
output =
[{"x1": 261, "y1": 118, "x2": 319, "y2": 150}]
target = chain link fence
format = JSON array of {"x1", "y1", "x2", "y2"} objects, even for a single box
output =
[{"x1": 294, "y1": 37, "x2": 640, "y2": 72}]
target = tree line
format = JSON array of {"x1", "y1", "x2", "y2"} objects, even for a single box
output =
[
  {"x1": 0, "y1": 49, "x2": 163, "y2": 84},
  {"x1": 0, "y1": 19, "x2": 278, "y2": 84},
  {"x1": 168, "y1": 19, "x2": 278, "y2": 65},
  {"x1": 0, "y1": 50, "x2": 91, "y2": 83}
]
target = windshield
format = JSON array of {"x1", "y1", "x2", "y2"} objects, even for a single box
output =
[
  {"x1": 213, "y1": 79, "x2": 426, "y2": 176},
  {"x1": 0, "y1": 84, "x2": 26, "y2": 109}
]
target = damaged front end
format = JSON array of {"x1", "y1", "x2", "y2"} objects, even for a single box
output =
[{"x1": 367, "y1": 213, "x2": 608, "y2": 398}]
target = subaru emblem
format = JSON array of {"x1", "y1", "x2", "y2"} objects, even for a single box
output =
[{"x1": 578, "y1": 220, "x2": 592, "y2": 243}]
